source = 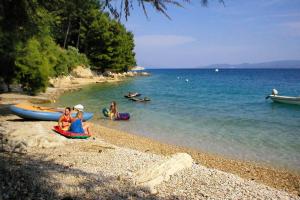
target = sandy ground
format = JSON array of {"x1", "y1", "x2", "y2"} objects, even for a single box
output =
[{"x1": 0, "y1": 74, "x2": 299, "y2": 199}]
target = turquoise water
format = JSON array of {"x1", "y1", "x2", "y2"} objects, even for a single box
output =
[{"x1": 54, "y1": 69, "x2": 300, "y2": 171}]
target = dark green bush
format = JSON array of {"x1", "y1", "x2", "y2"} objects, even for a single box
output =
[{"x1": 15, "y1": 36, "x2": 54, "y2": 95}]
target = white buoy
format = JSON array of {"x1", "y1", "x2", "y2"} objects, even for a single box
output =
[
  {"x1": 177, "y1": 76, "x2": 180, "y2": 79},
  {"x1": 215, "y1": 68, "x2": 219, "y2": 72},
  {"x1": 185, "y1": 79, "x2": 189, "y2": 82}
]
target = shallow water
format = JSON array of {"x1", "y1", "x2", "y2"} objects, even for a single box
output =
[{"x1": 53, "y1": 69, "x2": 300, "y2": 171}]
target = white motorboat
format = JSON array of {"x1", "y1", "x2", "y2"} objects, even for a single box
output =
[
  {"x1": 268, "y1": 95, "x2": 300, "y2": 105},
  {"x1": 266, "y1": 89, "x2": 300, "y2": 105}
]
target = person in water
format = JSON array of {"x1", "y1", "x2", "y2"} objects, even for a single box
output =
[
  {"x1": 58, "y1": 107, "x2": 72, "y2": 130},
  {"x1": 109, "y1": 101, "x2": 119, "y2": 120},
  {"x1": 69, "y1": 111, "x2": 90, "y2": 134}
]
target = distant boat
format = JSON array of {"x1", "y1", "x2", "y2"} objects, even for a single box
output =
[
  {"x1": 131, "y1": 66, "x2": 145, "y2": 71},
  {"x1": 215, "y1": 68, "x2": 219, "y2": 72},
  {"x1": 266, "y1": 89, "x2": 300, "y2": 105},
  {"x1": 124, "y1": 92, "x2": 141, "y2": 98},
  {"x1": 267, "y1": 95, "x2": 300, "y2": 105},
  {"x1": 129, "y1": 97, "x2": 151, "y2": 102}
]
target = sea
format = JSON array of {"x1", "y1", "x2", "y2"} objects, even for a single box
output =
[{"x1": 53, "y1": 69, "x2": 300, "y2": 171}]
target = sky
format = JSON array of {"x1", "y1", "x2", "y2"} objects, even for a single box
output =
[{"x1": 119, "y1": 0, "x2": 300, "y2": 68}]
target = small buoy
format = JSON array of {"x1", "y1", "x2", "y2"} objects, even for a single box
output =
[
  {"x1": 215, "y1": 68, "x2": 219, "y2": 72},
  {"x1": 177, "y1": 76, "x2": 180, "y2": 79},
  {"x1": 185, "y1": 79, "x2": 189, "y2": 82}
]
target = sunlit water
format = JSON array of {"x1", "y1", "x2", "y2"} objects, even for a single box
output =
[{"x1": 52, "y1": 69, "x2": 300, "y2": 171}]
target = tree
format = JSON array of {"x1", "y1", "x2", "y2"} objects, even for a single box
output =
[
  {"x1": 104, "y1": 0, "x2": 225, "y2": 20},
  {"x1": 0, "y1": 0, "x2": 31, "y2": 90},
  {"x1": 0, "y1": 0, "x2": 54, "y2": 90},
  {"x1": 15, "y1": 36, "x2": 55, "y2": 95}
]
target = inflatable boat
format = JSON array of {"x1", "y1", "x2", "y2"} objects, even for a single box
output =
[
  {"x1": 266, "y1": 89, "x2": 300, "y2": 105},
  {"x1": 129, "y1": 97, "x2": 151, "y2": 102},
  {"x1": 124, "y1": 92, "x2": 141, "y2": 98},
  {"x1": 267, "y1": 95, "x2": 300, "y2": 105},
  {"x1": 102, "y1": 108, "x2": 130, "y2": 120},
  {"x1": 10, "y1": 104, "x2": 94, "y2": 121},
  {"x1": 53, "y1": 126, "x2": 91, "y2": 139}
]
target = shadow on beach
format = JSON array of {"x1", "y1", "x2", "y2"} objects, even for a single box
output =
[
  {"x1": 0, "y1": 152, "x2": 180, "y2": 200},
  {"x1": 0, "y1": 104, "x2": 13, "y2": 117}
]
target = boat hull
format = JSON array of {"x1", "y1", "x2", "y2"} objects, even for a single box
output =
[
  {"x1": 10, "y1": 104, "x2": 94, "y2": 121},
  {"x1": 270, "y1": 95, "x2": 300, "y2": 105}
]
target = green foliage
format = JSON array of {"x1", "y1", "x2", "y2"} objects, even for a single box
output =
[
  {"x1": 42, "y1": 0, "x2": 136, "y2": 72},
  {"x1": 0, "y1": 0, "x2": 136, "y2": 94},
  {"x1": 84, "y1": 14, "x2": 136, "y2": 72},
  {"x1": 15, "y1": 35, "x2": 90, "y2": 94},
  {"x1": 53, "y1": 46, "x2": 90, "y2": 76},
  {"x1": 15, "y1": 36, "x2": 54, "y2": 95}
]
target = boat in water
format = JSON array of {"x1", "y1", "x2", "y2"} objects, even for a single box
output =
[
  {"x1": 129, "y1": 97, "x2": 151, "y2": 102},
  {"x1": 102, "y1": 108, "x2": 130, "y2": 120},
  {"x1": 10, "y1": 104, "x2": 94, "y2": 121},
  {"x1": 266, "y1": 89, "x2": 300, "y2": 105},
  {"x1": 124, "y1": 92, "x2": 141, "y2": 98}
]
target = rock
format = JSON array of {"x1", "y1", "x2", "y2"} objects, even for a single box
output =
[
  {"x1": 125, "y1": 72, "x2": 134, "y2": 77},
  {"x1": 133, "y1": 153, "x2": 193, "y2": 193},
  {"x1": 102, "y1": 71, "x2": 114, "y2": 77},
  {"x1": 71, "y1": 65, "x2": 94, "y2": 78},
  {"x1": 5, "y1": 123, "x2": 67, "y2": 151},
  {"x1": 136, "y1": 190, "x2": 146, "y2": 198}
]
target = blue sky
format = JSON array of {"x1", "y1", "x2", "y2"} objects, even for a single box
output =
[{"x1": 119, "y1": 0, "x2": 300, "y2": 68}]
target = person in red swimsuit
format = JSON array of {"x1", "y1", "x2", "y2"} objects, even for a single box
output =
[{"x1": 58, "y1": 107, "x2": 72, "y2": 130}]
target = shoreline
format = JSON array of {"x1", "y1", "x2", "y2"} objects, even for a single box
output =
[{"x1": 1, "y1": 75, "x2": 300, "y2": 198}]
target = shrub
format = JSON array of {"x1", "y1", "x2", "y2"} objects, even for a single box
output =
[{"x1": 15, "y1": 37, "x2": 54, "y2": 95}]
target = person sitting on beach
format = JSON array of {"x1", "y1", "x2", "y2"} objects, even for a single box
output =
[
  {"x1": 73, "y1": 104, "x2": 84, "y2": 112},
  {"x1": 69, "y1": 111, "x2": 90, "y2": 134},
  {"x1": 109, "y1": 101, "x2": 119, "y2": 120},
  {"x1": 58, "y1": 107, "x2": 72, "y2": 130}
]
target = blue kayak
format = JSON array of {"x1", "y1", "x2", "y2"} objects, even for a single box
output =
[{"x1": 10, "y1": 104, "x2": 93, "y2": 121}]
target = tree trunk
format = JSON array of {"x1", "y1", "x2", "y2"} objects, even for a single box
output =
[
  {"x1": 63, "y1": 16, "x2": 71, "y2": 49},
  {"x1": 7, "y1": 83, "x2": 11, "y2": 92},
  {"x1": 76, "y1": 18, "x2": 81, "y2": 49},
  {"x1": 83, "y1": 29, "x2": 90, "y2": 55}
]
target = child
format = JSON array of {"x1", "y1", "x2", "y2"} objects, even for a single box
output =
[{"x1": 109, "y1": 101, "x2": 120, "y2": 120}]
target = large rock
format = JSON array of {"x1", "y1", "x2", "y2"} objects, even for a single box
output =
[
  {"x1": 49, "y1": 76, "x2": 72, "y2": 88},
  {"x1": 71, "y1": 65, "x2": 94, "y2": 78},
  {"x1": 133, "y1": 153, "x2": 193, "y2": 193},
  {"x1": 3, "y1": 123, "x2": 68, "y2": 153}
]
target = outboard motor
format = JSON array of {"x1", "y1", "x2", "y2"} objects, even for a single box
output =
[{"x1": 272, "y1": 88, "x2": 278, "y2": 96}]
